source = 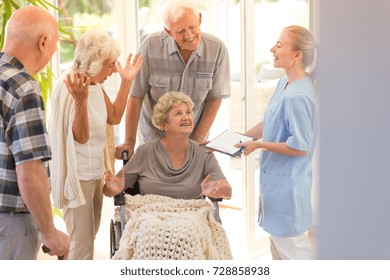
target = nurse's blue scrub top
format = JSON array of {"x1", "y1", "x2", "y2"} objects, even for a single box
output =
[{"x1": 259, "y1": 75, "x2": 317, "y2": 237}]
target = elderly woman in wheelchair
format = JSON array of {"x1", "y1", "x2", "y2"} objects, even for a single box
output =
[{"x1": 104, "y1": 91, "x2": 232, "y2": 260}]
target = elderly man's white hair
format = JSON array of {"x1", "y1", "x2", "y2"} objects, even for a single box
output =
[
  {"x1": 162, "y1": 0, "x2": 200, "y2": 29},
  {"x1": 72, "y1": 30, "x2": 120, "y2": 77}
]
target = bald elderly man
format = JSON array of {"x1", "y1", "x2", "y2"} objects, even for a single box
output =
[{"x1": 0, "y1": 6, "x2": 70, "y2": 260}]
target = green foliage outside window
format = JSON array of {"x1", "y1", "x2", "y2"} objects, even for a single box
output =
[{"x1": 0, "y1": 0, "x2": 72, "y2": 106}]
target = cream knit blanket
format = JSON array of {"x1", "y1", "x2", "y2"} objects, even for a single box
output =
[{"x1": 112, "y1": 194, "x2": 232, "y2": 260}]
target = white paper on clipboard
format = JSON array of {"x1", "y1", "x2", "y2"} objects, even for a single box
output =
[{"x1": 205, "y1": 129, "x2": 255, "y2": 157}]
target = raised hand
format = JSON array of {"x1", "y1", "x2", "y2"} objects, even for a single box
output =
[
  {"x1": 116, "y1": 53, "x2": 143, "y2": 83},
  {"x1": 64, "y1": 72, "x2": 90, "y2": 103}
]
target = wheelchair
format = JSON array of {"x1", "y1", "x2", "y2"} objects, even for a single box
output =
[{"x1": 109, "y1": 151, "x2": 229, "y2": 260}]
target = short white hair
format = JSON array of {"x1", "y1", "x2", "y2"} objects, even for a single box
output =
[
  {"x1": 162, "y1": 0, "x2": 199, "y2": 29},
  {"x1": 72, "y1": 30, "x2": 120, "y2": 77}
]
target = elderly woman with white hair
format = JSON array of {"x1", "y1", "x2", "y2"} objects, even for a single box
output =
[{"x1": 48, "y1": 30, "x2": 142, "y2": 260}]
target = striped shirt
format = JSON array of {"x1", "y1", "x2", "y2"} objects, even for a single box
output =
[
  {"x1": 131, "y1": 31, "x2": 231, "y2": 142},
  {"x1": 0, "y1": 52, "x2": 51, "y2": 212}
]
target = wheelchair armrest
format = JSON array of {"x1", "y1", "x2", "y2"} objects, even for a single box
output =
[
  {"x1": 113, "y1": 191, "x2": 126, "y2": 206},
  {"x1": 113, "y1": 181, "x2": 141, "y2": 206},
  {"x1": 123, "y1": 181, "x2": 140, "y2": 196},
  {"x1": 208, "y1": 197, "x2": 223, "y2": 202}
]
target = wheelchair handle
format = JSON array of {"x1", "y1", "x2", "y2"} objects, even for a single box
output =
[
  {"x1": 122, "y1": 151, "x2": 129, "y2": 165},
  {"x1": 114, "y1": 150, "x2": 129, "y2": 207}
]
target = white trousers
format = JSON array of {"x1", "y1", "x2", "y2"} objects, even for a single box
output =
[
  {"x1": 63, "y1": 179, "x2": 103, "y2": 260},
  {"x1": 269, "y1": 233, "x2": 312, "y2": 260}
]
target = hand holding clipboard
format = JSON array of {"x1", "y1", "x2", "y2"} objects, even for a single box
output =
[{"x1": 205, "y1": 129, "x2": 255, "y2": 157}]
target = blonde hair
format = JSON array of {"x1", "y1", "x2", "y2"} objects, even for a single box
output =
[
  {"x1": 284, "y1": 25, "x2": 316, "y2": 71},
  {"x1": 72, "y1": 30, "x2": 120, "y2": 77},
  {"x1": 162, "y1": 0, "x2": 199, "y2": 29},
  {"x1": 152, "y1": 92, "x2": 194, "y2": 130}
]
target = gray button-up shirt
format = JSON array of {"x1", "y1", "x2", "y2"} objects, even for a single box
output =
[{"x1": 131, "y1": 31, "x2": 231, "y2": 142}]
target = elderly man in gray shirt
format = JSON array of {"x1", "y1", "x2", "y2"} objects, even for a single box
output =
[{"x1": 116, "y1": 0, "x2": 231, "y2": 159}]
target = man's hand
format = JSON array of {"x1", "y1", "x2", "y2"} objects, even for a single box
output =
[
  {"x1": 115, "y1": 142, "x2": 134, "y2": 160},
  {"x1": 191, "y1": 134, "x2": 205, "y2": 144},
  {"x1": 41, "y1": 229, "x2": 70, "y2": 260},
  {"x1": 198, "y1": 140, "x2": 213, "y2": 154}
]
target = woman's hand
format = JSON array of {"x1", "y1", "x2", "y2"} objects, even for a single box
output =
[
  {"x1": 201, "y1": 175, "x2": 232, "y2": 200},
  {"x1": 103, "y1": 169, "x2": 125, "y2": 197},
  {"x1": 235, "y1": 140, "x2": 260, "y2": 156},
  {"x1": 64, "y1": 72, "x2": 90, "y2": 103},
  {"x1": 66, "y1": 73, "x2": 90, "y2": 143},
  {"x1": 116, "y1": 53, "x2": 143, "y2": 83}
]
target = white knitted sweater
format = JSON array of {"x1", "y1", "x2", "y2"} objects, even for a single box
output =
[
  {"x1": 112, "y1": 194, "x2": 233, "y2": 260},
  {"x1": 48, "y1": 76, "x2": 111, "y2": 209}
]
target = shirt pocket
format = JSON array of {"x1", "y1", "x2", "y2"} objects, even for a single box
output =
[
  {"x1": 149, "y1": 75, "x2": 171, "y2": 100},
  {"x1": 193, "y1": 72, "x2": 213, "y2": 101},
  {"x1": 263, "y1": 103, "x2": 279, "y2": 135},
  {"x1": 263, "y1": 98, "x2": 286, "y2": 140},
  {"x1": 261, "y1": 170, "x2": 293, "y2": 214}
]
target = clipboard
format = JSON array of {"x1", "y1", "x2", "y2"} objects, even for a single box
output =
[{"x1": 205, "y1": 129, "x2": 255, "y2": 157}]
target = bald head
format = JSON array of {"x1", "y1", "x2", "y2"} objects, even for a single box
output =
[{"x1": 3, "y1": 6, "x2": 59, "y2": 75}]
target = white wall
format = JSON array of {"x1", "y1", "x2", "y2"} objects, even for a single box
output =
[{"x1": 316, "y1": 0, "x2": 390, "y2": 259}]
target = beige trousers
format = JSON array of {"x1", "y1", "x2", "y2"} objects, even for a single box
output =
[
  {"x1": 63, "y1": 179, "x2": 103, "y2": 260},
  {"x1": 269, "y1": 233, "x2": 312, "y2": 260}
]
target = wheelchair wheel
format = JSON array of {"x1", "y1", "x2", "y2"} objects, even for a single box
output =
[{"x1": 110, "y1": 219, "x2": 123, "y2": 258}]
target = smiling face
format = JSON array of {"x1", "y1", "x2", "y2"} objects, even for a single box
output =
[
  {"x1": 162, "y1": 103, "x2": 194, "y2": 136},
  {"x1": 90, "y1": 58, "x2": 117, "y2": 84},
  {"x1": 270, "y1": 30, "x2": 301, "y2": 71},
  {"x1": 165, "y1": 8, "x2": 201, "y2": 52}
]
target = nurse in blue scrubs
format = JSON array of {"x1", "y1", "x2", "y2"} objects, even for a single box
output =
[{"x1": 236, "y1": 25, "x2": 317, "y2": 259}]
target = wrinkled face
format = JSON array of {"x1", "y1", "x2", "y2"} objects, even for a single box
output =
[
  {"x1": 90, "y1": 59, "x2": 117, "y2": 84},
  {"x1": 270, "y1": 31, "x2": 300, "y2": 70},
  {"x1": 162, "y1": 103, "x2": 194, "y2": 136},
  {"x1": 166, "y1": 9, "x2": 201, "y2": 52}
]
